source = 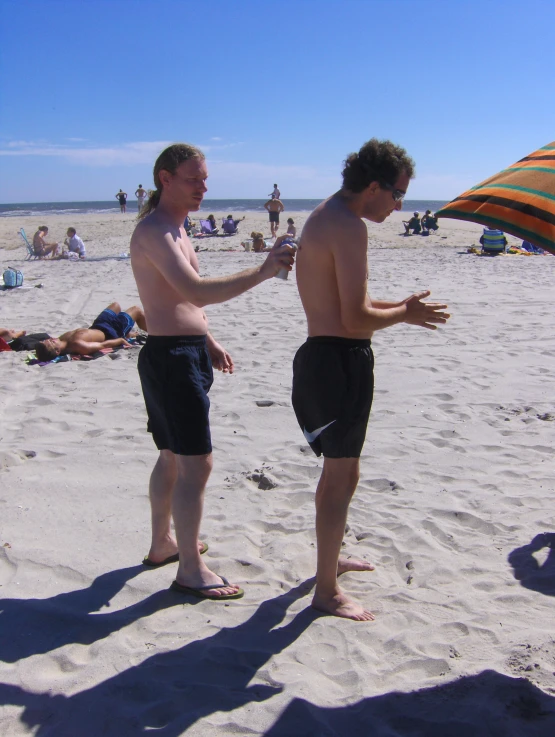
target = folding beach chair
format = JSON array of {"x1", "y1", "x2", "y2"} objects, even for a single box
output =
[
  {"x1": 19, "y1": 228, "x2": 39, "y2": 260},
  {"x1": 199, "y1": 219, "x2": 218, "y2": 235}
]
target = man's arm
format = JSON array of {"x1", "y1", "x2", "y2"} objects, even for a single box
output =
[
  {"x1": 334, "y1": 221, "x2": 449, "y2": 333},
  {"x1": 263, "y1": 201, "x2": 271, "y2": 212},
  {"x1": 69, "y1": 338, "x2": 130, "y2": 355},
  {"x1": 206, "y1": 331, "x2": 234, "y2": 373},
  {"x1": 140, "y1": 230, "x2": 295, "y2": 308}
]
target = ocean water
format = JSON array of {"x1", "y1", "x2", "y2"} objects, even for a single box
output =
[{"x1": 0, "y1": 199, "x2": 449, "y2": 218}]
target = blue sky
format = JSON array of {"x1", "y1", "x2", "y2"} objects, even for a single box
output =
[{"x1": 1, "y1": 0, "x2": 554, "y2": 203}]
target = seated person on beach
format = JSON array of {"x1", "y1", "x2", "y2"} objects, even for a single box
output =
[
  {"x1": 62, "y1": 227, "x2": 86, "y2": 259},
  {"x1": 221, "y1": 214, "x2": 245, "y2": 235},
  {"x1": 421, "y1": 210, "x2": 439, "y2": 233},
  {"x1": 403, "y1": 212, "x2": 421, "y2": 235},
  {"x1": 184, "y1": 215, "x2": 194, "y2": 235},
  {"x1": 479, "y1": 227, "x2": 507, "y2": 254},
  {"x1": 34, "y1": 302, "x2": 147, "y2": 362},
  {"x1": 520, "y1": 240, "x2": 545, "y2": 254},
  {"x1": 32, "y1": 226, "x2": 59, "y2": 258},
  {"x1": 286, "y1": 217, "x2": 297, "y2": 238},
  {"x1": 201, "y1": 214, "x2": 219, "y2": 234},
  {"x1": 250, "y1": 231, "x2": 267, "y2": 252}
]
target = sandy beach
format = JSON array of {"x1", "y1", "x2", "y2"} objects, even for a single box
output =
[{"x1": 1, "y1": 210, "x2": 554, "y2": 736}]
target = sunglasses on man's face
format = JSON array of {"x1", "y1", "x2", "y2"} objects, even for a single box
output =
[{"x1": 381, "y1": 183, "x2": 406, "y2": 202}]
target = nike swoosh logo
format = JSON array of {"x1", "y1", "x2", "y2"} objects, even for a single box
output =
[{"x1": 303, "y1": 420, "x2": 336, "y2": 444}]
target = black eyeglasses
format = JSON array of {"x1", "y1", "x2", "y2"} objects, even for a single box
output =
[{"x1": 381, "y1": 182, "x2": 406, "y2": 202}]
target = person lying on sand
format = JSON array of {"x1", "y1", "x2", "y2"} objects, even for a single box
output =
[{"x1": 34, "y1": 302, "x2": 146, "y2": 361}]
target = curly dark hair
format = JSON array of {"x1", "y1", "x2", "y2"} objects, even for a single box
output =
[{"x1": 342, "y1": 138, "x2": 415, "y2": 193}]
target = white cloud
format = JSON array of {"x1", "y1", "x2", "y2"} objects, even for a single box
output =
[
  {"x1": 0, "y1": 138, "x2": 244, "y2": 165},
  {"x1": 0, "y1": 140, "x2": 173, "y2": 166},
  {"x1": 210, "y1": 136, "x2": 222, "y2": 141}
]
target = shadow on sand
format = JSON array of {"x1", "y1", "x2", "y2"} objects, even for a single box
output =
[
  {"x1": 0, "y1": 576, "x2": 318, "y2": 735},
  {"x1": 263, "y1": 670, "x2": 555, "y2": 736},
  {"x1": 508, "y1": 533, "x2": 555, "y2": 596}
]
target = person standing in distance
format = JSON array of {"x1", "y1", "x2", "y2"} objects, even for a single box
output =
[
  {"x1": 264, "y1": 194, "x2": 285, "y2": 238},
  {"x1": 292, "y1": 138, "x2": 450, "y2": 621},
  {"x1": 130, "y1": 143, "x2": 295, "y2": 601},
  {"x1": 115, "y1": 189, "x2": 128, "y2": 213},
  {"x1": 135, "y1": 184, "x2": 147, "y2": 213}
]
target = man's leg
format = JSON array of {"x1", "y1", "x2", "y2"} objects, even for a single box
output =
[
  {"x1": 312, "y1": 457, "x2": 375, "y2": 621},
  {"x1": 124, "y1": 305, "x2": 147, "y2": 332},
  {"x1": 173, "y1": 453, "x2": 241, "y2": 596},
  {"x1": 105, "y1": 302, "x2": 122, "y2": 314},
  {"x1": 146, "y1": 449, "x2": 208, "y2": 561}
]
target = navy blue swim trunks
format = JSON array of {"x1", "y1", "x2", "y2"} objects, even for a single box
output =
[
  {"x1": 90, "y1": 308, "x2": 134, "y2": 340},
  {"x1": 269, "y1": 211, "x2": 280, "y2": 223},
  {"x1": 292, "y1": 336, "x2": 374, "y2": 458},
  {"x1": 138, "y1": 335, "x2": 214, "y2": 456}
]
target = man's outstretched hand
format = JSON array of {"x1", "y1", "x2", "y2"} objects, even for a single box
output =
[
  {"x1": 260, "y1": 237, "x2": 296, "y2": 279},
  {"x1": 403, "y1": 290, "x2": 450, "y2": 330}
]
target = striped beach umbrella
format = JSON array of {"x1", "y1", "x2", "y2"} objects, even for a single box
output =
[{"x1": 436, "y1": 141, "x2": 555, "y2": 255}]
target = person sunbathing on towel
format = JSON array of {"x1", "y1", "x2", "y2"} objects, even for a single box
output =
[{"x1": 35, "y1": 302, "x2": 147, "y2": 361}]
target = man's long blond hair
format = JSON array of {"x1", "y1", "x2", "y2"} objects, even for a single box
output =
[{"x1": 139, "y1": 143, "x2": 205, "y2": 219}]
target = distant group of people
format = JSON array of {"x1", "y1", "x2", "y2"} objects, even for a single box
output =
[
  {"x1": 403, "y1": 210, "x2": 439, "y2": 236},
  {"x1": 32, "y1": 226, "x2": 86, "y2": 259},
  {"x1": 115, "y1": 185, "x2": 148, "y2": 214}
]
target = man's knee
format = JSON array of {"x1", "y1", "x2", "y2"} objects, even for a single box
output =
[
  {"x1": 175, "y1": 453, "x2": 213, "y2": 484},
  {"x1": 107, "y1": 301, "x2": 121, "y2": 313}
]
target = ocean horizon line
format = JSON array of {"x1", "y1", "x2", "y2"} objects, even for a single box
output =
[{"x1": 0, "y1": 198, "x2": 450, "y2": 218}]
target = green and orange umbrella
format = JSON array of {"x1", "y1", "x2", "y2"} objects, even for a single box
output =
[{"x1": 436, "y1": 141, "x2": 555, "y2": 255}]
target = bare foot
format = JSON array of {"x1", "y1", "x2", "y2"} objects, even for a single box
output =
[
  {"x1": 337, "y1": 556, "x2": 375, "y2": 576},
  {"x1": 312, "y1": 588, "x2": 375, "y2": 621}
]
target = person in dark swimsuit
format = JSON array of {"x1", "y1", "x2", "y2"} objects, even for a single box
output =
[
  {"x1": 293, "y1": 138, "x2": 450, "y2": 621},
  {"x1": 115, "y1": 189, "x2": 128, "y2": 213}
]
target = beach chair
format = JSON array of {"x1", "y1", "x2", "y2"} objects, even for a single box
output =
[
  {"x1": 19, "y1": 228, "x2": 39, "y2": 260},
  {"x1": 199, "y1": 219, "x2": 218, "y2": 235},
  {"x1": 480, "y1": 228, "x2": 507, "y2": 255}
]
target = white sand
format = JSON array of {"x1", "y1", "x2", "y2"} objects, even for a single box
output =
[{"x1": 1, "y1": 210, "x2": 554, "y2": 735}]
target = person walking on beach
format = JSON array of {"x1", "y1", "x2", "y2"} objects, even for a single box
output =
[
  {"x1": 268, "y1": 183, "x2": 280, "y2": 199},
  {"x1": 292, "y1": 138, "x2": 450, "y2": 621},
  {"x1": 135, "y1": 184, "x2": 147, "y2": 213},
  {"x1": 130, "y1": 143, "x2": 295, "y2": 601},
  {"x1": 115, "y1": 189, "x2": 128, "y2": 213},
  {"x1": 264, "y1": 194, "x2": 285, "y2": 238}
]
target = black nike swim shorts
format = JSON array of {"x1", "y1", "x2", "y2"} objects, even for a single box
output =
[
  {"x1": 138, "y1": 335, "x2": 214, "y2": 455},
  {"x1": 292, "y1": 336, "x2": 374, "y2": 458}
]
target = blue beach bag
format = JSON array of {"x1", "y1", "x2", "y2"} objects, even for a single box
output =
[{"x1": 3, "y1": 268, "x2": 24, "y2": 288}]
